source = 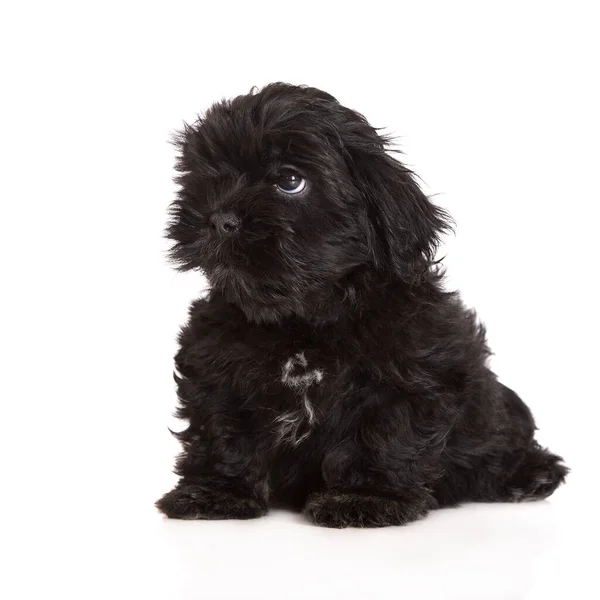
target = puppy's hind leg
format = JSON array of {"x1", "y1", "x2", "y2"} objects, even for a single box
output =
[
  {"x1": 504, "y1": 441, "x2": 568, "y2": 502},
  {"x1": 434, "y1": 382, "x2": 568, "y2": 506},
  {"x1": 435, "y1": 442, "x2": 568, "y2": 506},
  {"x1": 487, "y1": 383, "x2": 568, "y2": 502}
]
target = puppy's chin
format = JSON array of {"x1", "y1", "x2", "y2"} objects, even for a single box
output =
[
  {"x1": 207, "y1": 265, "x2": 303, "y2": 324},
  {"x1": 206, "y1": 259, "x2": 373, "y2": 326},
  {"x1": 203, "y1": 231, "x2": 370, "y2": 324}
]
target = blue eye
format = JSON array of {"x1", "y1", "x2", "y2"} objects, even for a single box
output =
[{"x1": 274, "y1": 170, "x2": 307, "y2": 194}]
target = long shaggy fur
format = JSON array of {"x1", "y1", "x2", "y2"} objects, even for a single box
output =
[{"x1": 156, "y1": 83, "x2": 567, "y2": 528}]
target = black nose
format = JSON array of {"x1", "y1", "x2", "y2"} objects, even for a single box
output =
[{"x1": 209, "y1": 212, "x2": 240, "y2": 236}]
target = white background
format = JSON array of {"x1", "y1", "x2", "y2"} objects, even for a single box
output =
[{"x1": 1, "y1": 1, "x2": 599, "y2": 598}]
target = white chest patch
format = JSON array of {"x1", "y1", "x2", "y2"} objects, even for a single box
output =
[{"x1": 274, "y1": 352, "x2": 324, "y2": 446}]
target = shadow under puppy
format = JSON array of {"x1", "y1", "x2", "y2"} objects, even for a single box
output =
[{"x1": 156, "y1": 83, "x2": 567, "y2": 528}]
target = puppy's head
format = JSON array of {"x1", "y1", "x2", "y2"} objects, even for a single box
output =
[{"x1": 168, "y1": 83, "x2": 450, "y2": 322}]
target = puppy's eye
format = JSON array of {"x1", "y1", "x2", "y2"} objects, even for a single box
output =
[{"x1": 274, "y1": 170, "x2": 306, "y2": 194}]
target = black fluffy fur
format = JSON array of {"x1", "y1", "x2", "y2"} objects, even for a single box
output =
[{"x1": 156, "y1": 83, "x2": 567, "y2": 528}]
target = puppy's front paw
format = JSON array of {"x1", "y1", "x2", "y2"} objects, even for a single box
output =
[
  {"x1": 303, "y1": 492, "x2": 430, "y2": 528},
  {"x1": 156, "y1": 481, "x2": 267, "y2": 520}
]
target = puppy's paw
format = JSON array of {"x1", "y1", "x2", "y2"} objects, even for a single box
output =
[
  {"x1": 303, "y1": 491, "x2": 430, "y2": 528},
  {"x1": 155, "y1": 481, "x2": 267, "y2": 520},
  {"x1": 508, "y1": 445, "x2": 569, "y2": 502}
]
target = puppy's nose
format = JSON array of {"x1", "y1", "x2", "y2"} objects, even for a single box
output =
[{"x1": 209, "y1": 212, "x2": 240, "y2": 236}]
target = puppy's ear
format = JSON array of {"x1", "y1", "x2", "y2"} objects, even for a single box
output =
[
  {"x1": 350, "y1": 146, "x2": 452, "y2": 282},
  {"x1": 165, "y1": 121, "x2": 212, "y2": 272},
  {"x1": 172, "y1": 120, "x2": 215, "y2": 177}
]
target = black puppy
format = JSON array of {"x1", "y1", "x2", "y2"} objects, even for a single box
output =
[{"x1": 156, "y1": 83, "x2": 567, "y2": 528}]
